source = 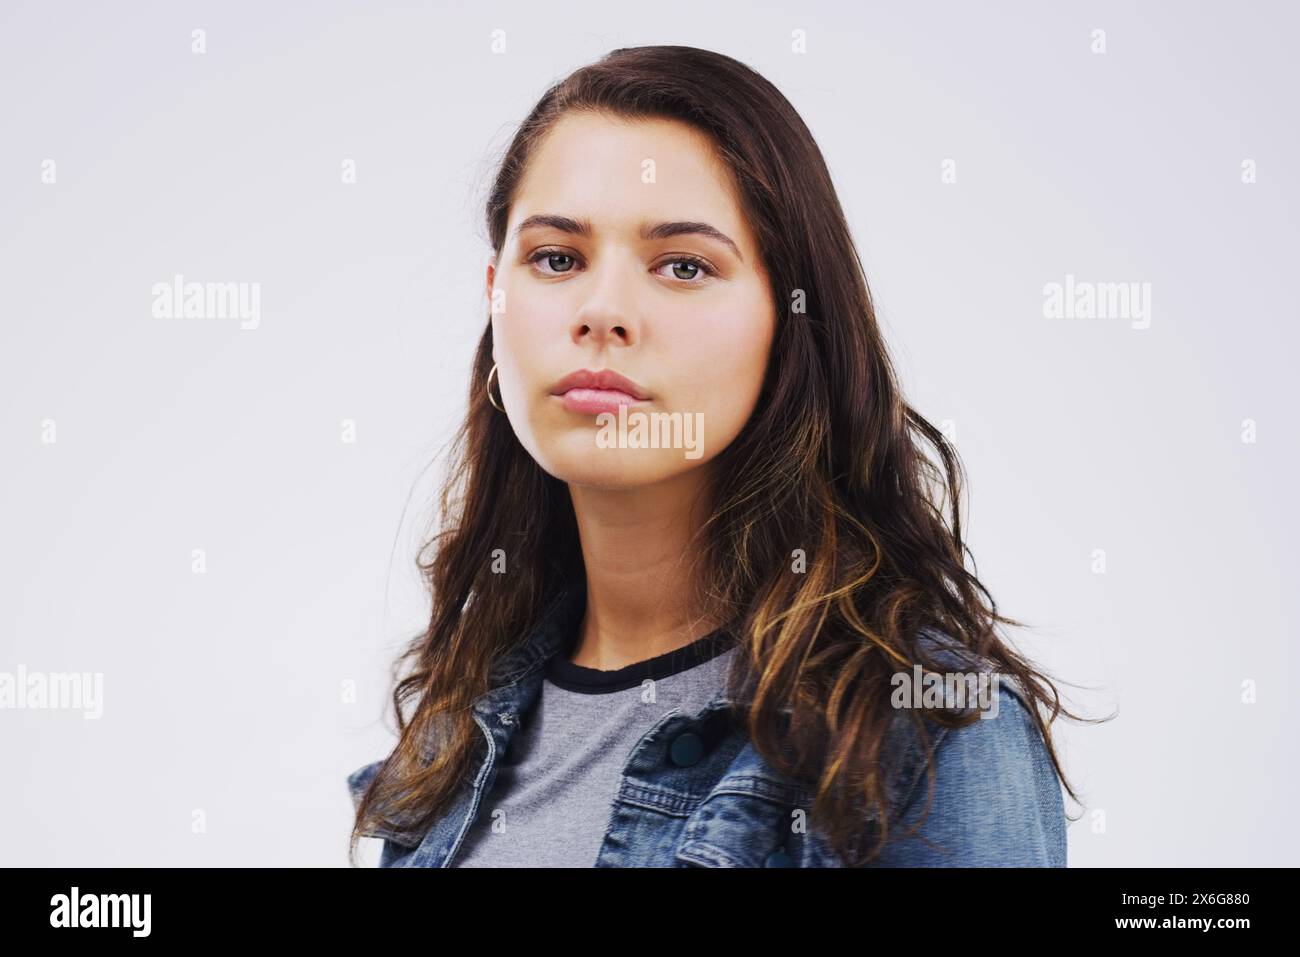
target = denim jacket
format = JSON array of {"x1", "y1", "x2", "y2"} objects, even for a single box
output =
[{"x1": 347, "y1": 587, "x2": 1067, "y2": 867}]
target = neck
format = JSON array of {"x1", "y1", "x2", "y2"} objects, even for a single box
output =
[{"x1": 566, "y1": 464, "x2": 723, "y2": 671}]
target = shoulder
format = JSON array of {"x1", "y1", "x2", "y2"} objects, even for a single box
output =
[
  {"x1": 347, "y1": 758, "x2": 384, "y2": 814},
  {"x1": 348, "y1": 759, "x2": 382, "y2": 806},
  {"x1": 346, "y1": 756, "x2": 428, "y2": 850},
  {"x1": 873, "y1": 680, "x2": 1068, "y2": 866},
  {"x1": 346, "y1": 757, "x2": 399, "y2": 841}
]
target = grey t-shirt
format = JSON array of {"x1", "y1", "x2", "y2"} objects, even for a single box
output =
[{"x1": 450, "y1": 626, "x2": 737, "y2": 867}]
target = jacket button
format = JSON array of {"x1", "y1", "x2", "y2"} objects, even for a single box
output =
[
  {"x1": 668, "y1": 731, "x2": 704, "y2": 766},
  {"x1": 765, "y1": 848, "x2": 794, "y2": 867}
]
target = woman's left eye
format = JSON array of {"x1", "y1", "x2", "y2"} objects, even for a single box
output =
[{"x1": 654, "y1": 257, "x2": 716, "y2": 283}]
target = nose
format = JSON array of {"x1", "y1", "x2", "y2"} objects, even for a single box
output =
[{"x1": 570, "y1": 250, "x2": 641, "y2": 348}]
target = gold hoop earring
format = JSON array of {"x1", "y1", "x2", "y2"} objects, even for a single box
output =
[{"x1": 486, "y1": 362, "x2": 506, "y2": 413}]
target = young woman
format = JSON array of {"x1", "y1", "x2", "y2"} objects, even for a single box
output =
[{"x1": 347, "y1": 44, "x2": 1090, "y2": 868}]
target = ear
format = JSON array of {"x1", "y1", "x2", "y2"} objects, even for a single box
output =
[{"x1": 487, "y1": 255, "x2": 498, "y2": 365}]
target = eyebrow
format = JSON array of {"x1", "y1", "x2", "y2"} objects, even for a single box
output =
[{"x1": 512, "y1": 214, "x2": 744, "y2": 262}]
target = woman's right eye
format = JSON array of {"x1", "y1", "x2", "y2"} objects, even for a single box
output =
[{"x1": 527, "y1": 250, "x2": 579, "y2": 274}]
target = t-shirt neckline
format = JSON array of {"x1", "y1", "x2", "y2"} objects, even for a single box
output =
[{"x1": 546, "y1": 626, "x2": 735, "y2": 694}]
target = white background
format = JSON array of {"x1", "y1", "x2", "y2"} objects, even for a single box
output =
[{"x1": 1, "y1": 0, "x2": 1295, "y2": 866}]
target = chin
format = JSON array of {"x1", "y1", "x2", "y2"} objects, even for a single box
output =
[{"x1": 533, "y1": 440, "x2": 695, "y2": 490}]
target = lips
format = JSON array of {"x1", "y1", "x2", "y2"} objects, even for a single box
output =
[
  {"x1": 551, "y1": 368, "x2": 651, "y2": 399},
  {"x1": 550, "y1": 368, "x2": 651, "y2": 415}
]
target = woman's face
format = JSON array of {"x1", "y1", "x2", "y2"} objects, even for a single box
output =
[{"x1": 487, "y1": 112, "x2": 776, "y2": 490}]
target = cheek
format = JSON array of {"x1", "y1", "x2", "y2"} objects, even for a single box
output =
[
  {"x1": 672, "y1": 294, "x2": 773, "y2": 429},
  {"x1": 491, "y1": 286, "x2": 568, "y2": 393},
  {"x1": 494, "y1": 284, "x2": 558, "y2": 352}
]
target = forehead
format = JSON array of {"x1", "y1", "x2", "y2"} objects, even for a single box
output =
[{"x1": 510, "y1": 112, "x2": 752, "y2": 250}]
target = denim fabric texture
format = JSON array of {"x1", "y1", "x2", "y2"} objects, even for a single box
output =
[{"x1": 348, "y1": 586, "x2": 1067, "y2": 867}]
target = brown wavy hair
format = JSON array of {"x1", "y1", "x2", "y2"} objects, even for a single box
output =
[{"x1": 349, "y1": 44, "x2": 1102, "y2": 867}]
